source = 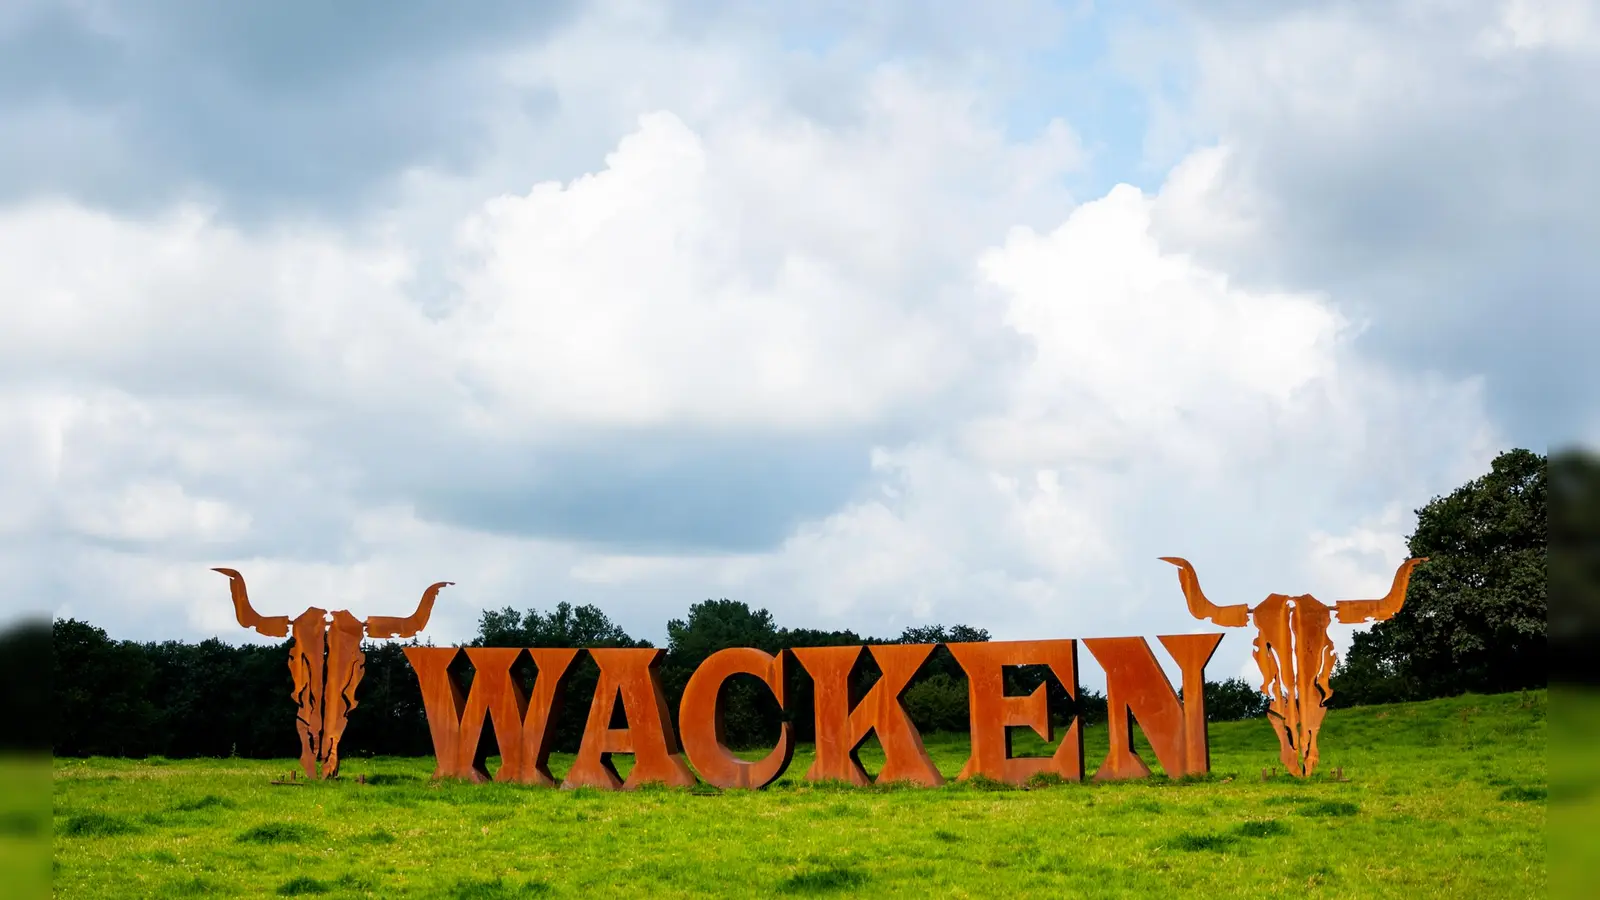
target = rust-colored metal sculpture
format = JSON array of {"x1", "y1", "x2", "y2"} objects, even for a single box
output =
[
  {"x1": 565, "y1": 648, "x2": 698, "y2": 790},
  {"x1": 1160, "y1": 556, "x2": 1428, "y2": 777},
  {"x1": 792, "y1": 644, "x2": 945, "y2": 787},
  {"x1": 946, "y1": 639, "x2": 1084, "y2": 785},
  {"x1": 405, "y1": 646, "x2": 579, "y2": 784},
  {"x1": 214, "y1": 567, "x2": 451, "y2": 780},
  {"x1": 1083, "y1": 634, "x2": 1222, "y2": 780},
  {"x1": 401, "y1": 633, "x2": 1222, "y2": 789},
  {"x1": 678, "y1": 647, "x2": 794, "y2": 789}
]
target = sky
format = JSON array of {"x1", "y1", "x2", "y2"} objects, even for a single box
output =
[{"x1": 4, "y1": 0, "x2": 1591, "y2": 687}]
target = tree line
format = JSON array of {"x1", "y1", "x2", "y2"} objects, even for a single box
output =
[
  {"x1": 51, "y1": 606, "x2": 1267, "y2": 760},
  {"x1": 48, "y1": 448, "x2": 1547, "y2": 759}
]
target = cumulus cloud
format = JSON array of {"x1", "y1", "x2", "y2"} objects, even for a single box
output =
[
  {"x1": 446, "y1": 109, "x2": 995, "y2": 430},
  {"x1": 448, "y1": 168, "x2": 1497, "y2": 679},
  {"x1": 1142, "y1": 0, "x2": 1598, "y2": 444}
]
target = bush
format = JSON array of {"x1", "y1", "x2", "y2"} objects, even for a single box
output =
[{"x1": 901, "y1": 673, "x2": 969, "y2": 733}]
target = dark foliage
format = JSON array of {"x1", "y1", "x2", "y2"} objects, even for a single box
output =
[
  {"x1": 1331, "y1": 448, "x2": 1547, "y2": 706},
  {"x1": 1201, "y1": 677, "x2": 1270, "y2": 722},
  {"x1": 1550, "y1": 448, "x2": 1600, "y2": 684},
  {"x1": 50, "y1": 618, "x2": 431, "y2": 760}
]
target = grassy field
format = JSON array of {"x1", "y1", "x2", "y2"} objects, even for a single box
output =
[{"x1": 50, "y1": 691, "x2": 1546, "y2": 899}]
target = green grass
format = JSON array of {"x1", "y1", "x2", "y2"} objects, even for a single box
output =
[
  {"x1": 1550, "y1": 685, "x2": 1600, "y2": 899},
  {"x1": 2, "y1": 754, "x2": 50, "y2": 900},
  {"x1": 53, "y1": 691, "x2": 1546, "y2": 898}
]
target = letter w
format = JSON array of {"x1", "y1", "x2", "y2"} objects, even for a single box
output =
[{"x1": 405, "y1": 647, "x2": 579, "y2": 785}]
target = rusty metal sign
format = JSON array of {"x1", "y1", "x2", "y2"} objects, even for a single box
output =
[
  {"x1": 217, "y1": 556, "x2": 1422, "y2": 788},
  {"x1": 1160, "y1": 556, "x2": 1427, "y2": 777},
  {"x1": 214, "y1": 568, "x2": 452, "y2": 780}
]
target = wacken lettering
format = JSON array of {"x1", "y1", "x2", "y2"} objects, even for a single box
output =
[
  {"x1": 218, "y1": 556, "x2": 1424, "y2": 789},
  {"x1": 403, "y1": 634, "x2": 1224, "y2": 790}
]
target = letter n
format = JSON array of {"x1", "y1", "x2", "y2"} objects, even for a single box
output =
[
  {"x1": 564, "y1": 648, "x2": 697, "y2": 790},
  {"x1": 404, "y1": 646, "x2": 579, "y2": 784},
  {"x1": 1082, "y1": 634, "x2": 1223, "y2": 781},
  {"x1": 792, "y1": 644, "x2": 943, "y2": 787}
]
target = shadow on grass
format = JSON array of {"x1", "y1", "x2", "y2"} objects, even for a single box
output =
[
  {"x1": 450, "y1": 875, "x2": 554, "y2": 898},
  {"x1": 1166, "y1": 817, "x2": 1291, "y2": 851},
  {"x1": 276, "y1": 875, "x2": 330, "y2": 896},
  {"x1": 235, "y1": 822, "x2": 325, "y2": 844},
  {"x1": 61, "y1": 812, "x2": 138, "y2": 837},
  {"x1": 1298, "y1": 800, "x2": 1360, "y2": 818},
  {"x1": 170, "y1": 794, "x2": 236, "y2": 812},
  {"x1": 777, "y1": 865, "x2": 871, "y2": 894}
]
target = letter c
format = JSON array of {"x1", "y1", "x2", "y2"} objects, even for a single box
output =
[{"x1": 678, "y1": 647, "x2": 794, "y2": 789}]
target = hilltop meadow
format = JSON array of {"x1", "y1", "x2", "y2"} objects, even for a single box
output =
[{"x1": 48, "y1": 690, "x2": 1546, "y2": 899}]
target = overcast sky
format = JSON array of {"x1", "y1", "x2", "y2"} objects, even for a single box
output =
[{"x1": 4, "y1": 0, "x2": 1590, "y2": 686}]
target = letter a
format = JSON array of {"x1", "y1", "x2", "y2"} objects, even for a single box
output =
[{"x1": 564, "y1": 648, "x2": 697, "y2": 790}]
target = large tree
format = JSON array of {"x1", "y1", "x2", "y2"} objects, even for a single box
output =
[
  {"x1": 1332, "y1": 448, "x2": 1547, "y2": 705},
  {"x1": 662, "y1": 599, "x2": 785, "y2": 746}
]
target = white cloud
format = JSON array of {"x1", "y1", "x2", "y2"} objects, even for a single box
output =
[
  {"x1": 1479, "y1": 0, "x2": 1600, "y2": 54},
  {"x1": 501, "y1": 164, "x2": 1496, "y2": 681},
  {"x1": 1146, "y1": 0, "x2": 1598, "y2": 443},
  {"x1": 977, "y1": 182, "x2": 1347, "y2": 473},
  {"x1": 445, "y1": 109, "x2": 984, "y2": 430},
  {"x1": 64, "y1": 480, "x2": 251, "y2": 544}
]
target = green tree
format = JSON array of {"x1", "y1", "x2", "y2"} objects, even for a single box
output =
[
  {"x1": 470, "y1": 602, "x2": 649, "y2": 753},
  {"x1": 1332, "y1": 448, "x2": 1547, "y2": 705},
  {"x1": 900, "y1": 673, "x2": 970, "y2": 733},
  {"x1": 52, "y1": 619, "x2": 158, "y2": 757},
  {"x1": 1201, "y1": 677, "x2": 1269, "y2": 721},
  {"x1": 473, "y1": 602, "x2": 648, "y2": 650},
  {"x1": 663, "y1": 599, "x2": 785, "y2": 747},
  {"x1": 884, "y1": 624, "x2": 989, "y2": 733}
]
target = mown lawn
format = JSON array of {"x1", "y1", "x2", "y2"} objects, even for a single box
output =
[{"x1": 51, "y1": 691, "x2": 1545, "y2": 898}]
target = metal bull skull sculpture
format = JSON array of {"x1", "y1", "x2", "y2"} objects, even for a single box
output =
[
  {"x1": 213, "y1": 568, "x2": 453, "y2": 780},
  {"x1": 1159, "y1": 556, "x2": 1428, "y2": 778}
]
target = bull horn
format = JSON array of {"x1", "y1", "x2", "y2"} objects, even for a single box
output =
[
  {"x1": 1334, "y1": 557, "x2": 1429, "y2": 624},
  {"x1": 212, "y1": 567, "x2": 291, "y2": 638},
  {"x1": 1158, "y1": 557, "x2": 1251, "y2": 627},
  {"x1": 364, "y1": 581, "x2": 453, "y2": 639}
]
